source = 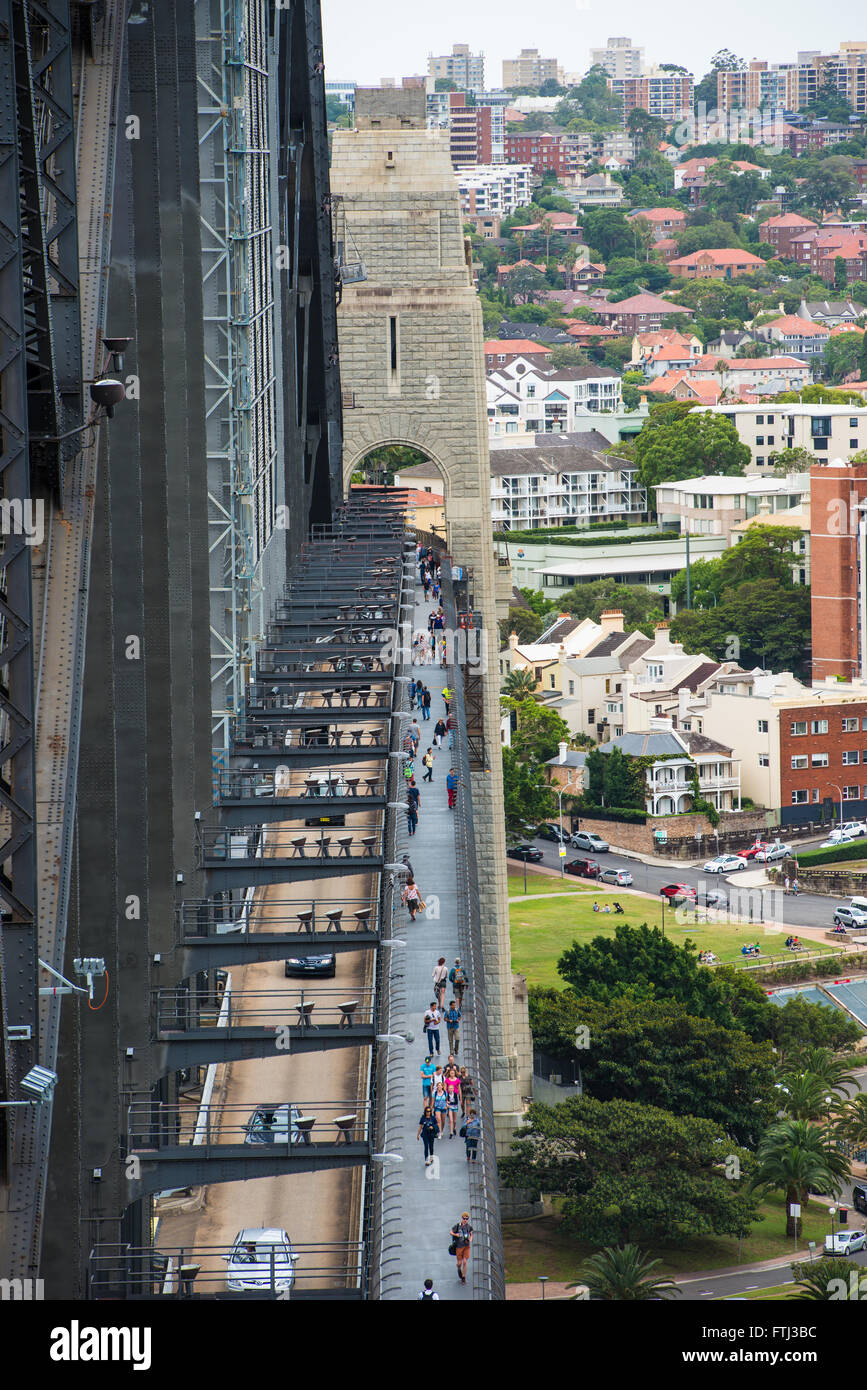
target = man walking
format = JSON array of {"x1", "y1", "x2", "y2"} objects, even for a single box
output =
[
  {"x1": 442, "y1": 685, "x2": 452, "y2": 715},
  {"x1": 422, "y1": 747, "x2": 434, "y2": 782},
  {"x1": 449, "y1": 958, "x2": 468, "y2": 1008},
  {"x1": 422, "y1": 685, "x2": 432, "y2": 721},
  {"x1": 406, "y1": 778, "x2": 420, "y2": 836},
  {"x1": 444, "y1": 999, "x2": 462, "y2": 1054},
  {"x1": 423, "y1": 1002, "x2": 441, "y2": 1057},
  {"x1": 464, "y1": 1111, "x2": 481, "y2": 1164},
  {"x1": 418, "y1": 1278, "x2": 439, "y2": 1299},
  {"x1": 446, "y1": 767, "x2": 459, "y2": 810}
]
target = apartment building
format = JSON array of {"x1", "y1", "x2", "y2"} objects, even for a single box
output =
[
  {"x1": 628, "y1": 206, "x2": 687, "y2": 241},
  {"x1": 590, "y1": 37, "x2": 645, "y2": 81},
  {"x1": 487, "y1": 359, "x2": 622, "y2": 427},
  {"x1": 447, "y1": 93, "x2": 500, "y2": 166},
  {"x1": 759, "y1": 213, "x2": 820, "y2": 258},
  {"x1": 503, "y1": 132, "x2": 581, "y2": 178},
  {"x1": 715, "y1": 60, "x2": 793, "y2": 113},
  {"x1": 667, "y1": 248, "x2": 767, "y2": 280},
  {"x1": 489, "y1": 437, "x2": 646, "y2": 530},
  {"x1": 499, "y1": 614, "x2": 609, "y2": 694},
  {"x1": 456, "y1": 163, "x2": 535, "y2": 215},
  {"x1": 752, "y1": 314, "x2": 830, "y2": 357},
  {"x1": 810, "y1": 456, "x2": 867, "y2": 682},
  {"x1": 502, "y1": 48, "x2": 564, "y2": 89},
  {"x1": 695, "y1": 403, "x2": 867, "y2": 469},
  {"x1": 714, "y1": 44, "x2": 867, "y2": 116},
  {"x1": 483, "y1": 341, "x2": 553, "y2": 371},
  {"x1": 594, "y1": 291, "x2": 694, "y2": 334},
  {"x1": 654, "y1": 472, "x2": 810, "y2": 539},
  {"x1": 428, "y1": 43, "x2": 486, "y2": 95},
  {"x1": 538, "y1": 611, "x2": 654, "y2": 740},
  {"x1": 608, "y1": 69, "x2": 694, "y2": 124}
]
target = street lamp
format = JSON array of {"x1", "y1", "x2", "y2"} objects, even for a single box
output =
[{"x1": 538, "y1": 1275, "x2": 549, "y2": 1300}]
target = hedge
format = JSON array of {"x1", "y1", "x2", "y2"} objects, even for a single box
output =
[
  {"x1": 574, "y1": 806, "x2": 647, "y2": 824},
  {"x1": 792, "y1": 840, "x2": 867, "y2": 869},
  {"x1": 495, "y1": 528, "x2": 669, "y2": 549}
]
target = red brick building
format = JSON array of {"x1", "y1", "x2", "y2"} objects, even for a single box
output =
[
  {"x1": 778, "y1": 695, "x2": 867, "y2": 826},
  {"x1": 448, "y1": 94, "x2": 492, "y2": 167},
  {"x1": 810, "y1": 457, "x2": 867, "y2": 682},
  {"x1": 759, "y1": 212, "x2": 819, "y2": 259},
  {"x1": 503, "y1": 133, "x2": 579, "y2": 178}
]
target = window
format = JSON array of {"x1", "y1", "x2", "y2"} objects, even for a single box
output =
[
  {"x1": 587, "y1": 708, "x2": 595, "y2": 723},
  {"x1": 843, "y1": 717, "x2": 859, "y2": 732},
  {"x1": 791, "y1": 755, "x2": 808, "y2": 770},
  {"x1": 852, "y1": 440, "x2": 859, "y2": 450},
  {"x1": 550, "y1": 675, "x2": 555, "y2": 688},
  {"x1": 758, "y1": 754, "x2": 769, "y2": 767},
  {"x1": 850, "y1": 418, "x2": 859, "y2": 428},
  {"x1": 844, "y1": 786, "x2": 860, "y2": 800},
  {"x1": 812, "y1": 752, "x2": 829, "y2": 766},
  {"x1": 815, "y1": 437, "x2": 828, "y2": 450},
  {"x1": 756, "y1": 436, "x2": 764, "y2": 446},
  {"x1": 568, "y1": 680, "x2": 574, "y2": 695},
  {"x1": 767, "y1": 436, "x2": 775, "y2": 446},
  {"x1": 813, "y1": 789, "x2": 821, "y2": 802},
  {"x1": 844, "y1": 750, "x2": 860, "y2": 764},
  {"x1": 758, "y1": 719, "x2": 768, "y2": 733},
  {"x1": 527, "y1": 385, "x2": 535, "y2": 398},
  {"x1": 811, "y1": 719, "x2": 828, "y2": 735},
  {"x1": 756, "y1": 414, "x2": 764, "y2": 425},
  {"x1": 791, "y1": 789, "x2": 808, "y2": 804},
  {"x1": 767, "y1": 415, "x2": 775, "y2": 424},
  {"x1": 790, "y1": 720, "x2": 807, "y2": 736},
  {"x1": 756, "y1": 457, "x2": 765, "y2": 466}
]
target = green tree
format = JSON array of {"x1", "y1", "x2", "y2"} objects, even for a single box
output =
[
  {"x1": 750, "y1": 1119, "x2": 849, "y2": 1236},
  {"x1": 775, "y1": 1071, "x2": 836, "y2": 1121},
  {"x1": 506, "y1": 698, "x2": 570, "y2": 763},
  {"x1": 603, "y1": 744, "x2": 633, "y2": 808},
  {"x1": 802, "y1": 81, "x2": 854, "y2": 124},
  {"x1": 528, "y1": 991, "x2": 777, "y2": 1144},
  {"x1": 634, "y1": 404, "x2": 750, "y2": 490},
  {"x1": 823, "y1": 331, "x2": 864, "y2": 385},
  {"x1": 693, "y1": 49, "x2": 743, "y2": 112},
  {"x1": 773, "y1": 383, "x2": 866, "y2": 405},
  {"x1": 781, "y1": 1046, "x2": 857, "y2": 1096},
  {"x1": 502, "y1": 748, "x2": 555, "y2": 837},
  {"x1": 500, "y1": 1095, "x2": 759, "y2": 1246},
  {"x1": 585, "y1": 745, "x2": 606, "y2": 805},
  {"x1": 797, "y1": 168, "x2": 857, "y2": 216},
  {"x1": 581, "y1": 209, "x2": 636, "y2": 261},
  {"x1": 834, "y1": 256, "x2": 849, "y2": 292},
  {"x1": 770, "y1": 445, "x2": 815, "y2": 476},
  {"x1": 558, "y1": 578, "x2": 663, "y2": 634},
  {"x1": 504, "y1": 265, "x2": 547, "y2": 304},
  {"x1": 671, "y1": 578, "x2": 812, "y2": 674},
  {"x1": 548, "y1": 345, "x2": 591, "y2": 370},
  {"x1": 767, "y1": 994, "x2": 863, "y2": 1053},
  {"x1": 519, "y1": 587, "x2": 558, "y2": 618},
  {"x1": 498, "y1": 605, "x2": 543, "y2": 645},
  {"x1": 568, "y1": 1245, "x2": 680, "y2": 1301},
  {"x1": 626, "y1": 107, "x2": 666, "y2": 152},
  {"x1": 835, "y1": 1093, "x2": 867, "y2": 1149}
]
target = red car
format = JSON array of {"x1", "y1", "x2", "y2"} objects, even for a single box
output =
[
  {"x1": 565, "y1": 858, "x2": 600, "y2": 879},
  {"x1": 740, "y1": 842, "x2": 770, "y2": 861},
  {"x1": 660, "y1": 883, "x2": 696, "y2": 902}
]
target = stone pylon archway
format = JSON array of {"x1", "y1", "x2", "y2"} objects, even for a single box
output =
[{"x1": 332, "y1": 90, "x2": 527, "y2": 1138}]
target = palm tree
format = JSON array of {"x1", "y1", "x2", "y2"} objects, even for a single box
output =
[
  {"x1": 567, "y1": 1245, "x2": 679, "y2": 1301},
  {"x1": 776, "y1": 1071, "x2": 838, "y2": 1122},
  {"x1": 540, "y1": 215, "x2": 555, "y2": 262},
  {"x1": 501, "y1": 668, "x2": 539, "y2": 698},
  {"x1": 781, "y1": 1047, "x2": 857, "y2": 1097},
  {"x1": 792, "y1": 1256, "x2": 864, "y2": 1300},
  {"x1": 514, "y1": 229, "x2": 525, "y2": 259},
  {"x1": 750, "y1": 1119, "x2": 849, "y2": 1236},
  {"x1": 835, "y1": 1093, "x2": 867, "y2": 1150}
]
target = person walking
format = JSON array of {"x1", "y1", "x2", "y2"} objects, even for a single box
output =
[
  {"x1": 422, "y1": 747, "x2": 434, "y2": 782},
  {"x1": 423, "y1": 1002, "x2": 442, "y2": 1057},
  {"x1": 442, "y1": 685, "x2": 452, "y2": 715},
  {"x1": 432, "y1": 1081, "x2": 448, "y2": 1138},
  {"x1": 449, "y1": 959, "x2": 468, "y2": 1008},
  {"x1": 420, "y1": 1055, "x2": 436, "y2": 1104},
  {"x1": 792, "y1": 876, "x2": 800, "y2": 895},
  {"x1": 432, "y1": 957, "x2": 448, "y2": 1009},
  {"x1": 402, "y1": 876, "x2": 423, "y2": 921},
  {"x1": 434, "y1": 717, "x2": 446, "y2": 748},
  {"x1": 783, "y1": 875, "x2": 790, "y2": 895},
  {"x1": 446, "y1": 712, "x2": 457, "y2": 749},
  {"x1": 407, "y1": 777, "x2": 421, "y2": 821},
  {"x1": 446, "y1": 768, "x2": 459, "y2": 810},
  {"x1": 459, "y1": 1066, "x2": 475, "y2": 1118},
  {"x1": 416, "y1": 682, "x2": 425, "y2": 711},
  {"x1": 417, "y1": 1104, "x2": 439, "y2": 1167},
  {"x1": 444, "y1": 999, "x2": 462, "y2": 1054},
  {"x1": 407, "y1": 801, "x2": 418, "y2": 838},
  {"x1": 422, "y1": 686, "x2": 432, "y2": 721},
  {"x1": 450, "y1": 1213, "x2": 473, "y2": 1284},
  {"x1": 422, "y1": 574, "x2": 431, "y2": 603},
  {"x1": 409, "y1": 719, "x2": 421, "y2": 754},
  {"x1": 463, "y1": 1110, "x2": 481, "y2": 1163},
  {"x1": 444, "y1": 1065, "x2": 461, "y2": 1137},
  {"x1": 409, "y1": 677, "x2": 418, "y2": 706},
  {"x1": 418, "y1": 1278, "x2": 439, "y2": 1300}
]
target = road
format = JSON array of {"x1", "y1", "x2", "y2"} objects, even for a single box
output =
[
  {"x1": 515, "y1": 831, "x2": 862, "y2": 935},
  {"x1": 676, "y1": 1246, "x2": 867, "y2": 1300}
]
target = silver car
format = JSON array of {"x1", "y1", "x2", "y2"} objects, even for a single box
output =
[
  {"x1": 599, "y1": 867, "x2": 633, "y2": 886},
  {"x1": 244, "y1": 1103, "x2": 303, "y2": 1145},
  {"x1": 754, "y1": 842, "x2": 792, "y2": 863},
  {"x1": 225, "y1": 1227, "x2": 298, "y2": 1292}
]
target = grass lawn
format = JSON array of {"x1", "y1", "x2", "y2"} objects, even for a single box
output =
[
  {"x1": 510, "y1": 891, "x2": 836, "y2": 989},
  {"x1": 503, "y1": 1195, "x2": 833, "y2": 1284},
  {"x1": 507, "y1": 871, "x2": 593, "y2": 898}
]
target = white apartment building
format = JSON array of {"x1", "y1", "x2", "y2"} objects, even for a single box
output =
[
  {"x1": 456, "y1": 163, "x2": 535, "y2": 215},
  {"x1": 487, "y1": 359, "x2": 623, "y2": 433},
  {"x1": 589, "y1": 37, "x2": 645, "y2": 81},
  {"x1": 596, "y1": 717, "x2": 742, "y2": 813},
  {"x1": 428, "y1": 44, "x2": 485, "y2": 95},
  {"x1": 490, "y1": 439, "x2": 646, "y2": 531},
  {"x1": 694, "y1": 403, "x2": 867, "y2": 469},
  {"x1": 654, "y1": 472, "x2": 810, "y2": 540}
]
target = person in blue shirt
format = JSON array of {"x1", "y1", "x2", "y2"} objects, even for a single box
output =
[
  {"x1": 444, "y1": 1001, "x2": 462, "y2": 1055},
  {"x1": 464, "y1": 1111, "x2": 481, "y2": 1163},
  {"x1": 420, "y1": 1056, "x2": 436, "y2": 1103}
]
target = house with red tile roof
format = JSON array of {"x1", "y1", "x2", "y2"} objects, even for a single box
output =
[
  {"x1": 814, "y1": 233, "x2": 867, "y2": 287},
  {"x1": 759, "y1": 212, "x2": 818, "y2": 258},
  {"x1": 484, "y1": 340, "x2": 553, "y2": 370},
  {"x1": 668, "y1": 248, "x2": 767, "y2": 280},
  {"x1": 640, "y1": 372, "x2": 723, "y2": 404},
  {"x1": 654, "y1": 237, "x2": 679, "y2": 262},
  {"x1": 627, "y1": 207, "x2": 686, "y2": 240},
  {"x1": 752, "y1": 314, "x2": 830, "y2": 358},
  {"x1": 594, "y1": 291, "x2": 693, "y2": 334}
]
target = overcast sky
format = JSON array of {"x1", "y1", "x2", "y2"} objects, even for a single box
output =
[{"x1": 320, "y1": 1, "x2": 866, "y2": 87}]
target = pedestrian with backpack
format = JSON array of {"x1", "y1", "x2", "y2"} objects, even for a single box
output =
[
  {"x1": 418, "y1": 1278, "x2": 439, "y2": 1300},
  {"x1": 463, "y1": 1111, "x2": 481, "y2": 1163},
  {"x1": 422, "y1": 747, "x2": 434, "y2": 782},
  {"x1": 449, "y1": 1213, "x2": 473, "y2": 1284},
  {"x1": 459, "y1": 1066, "x2": 475, "y2": 1117},
  {"x1": 432, "y1": 1081, "x2": 448, "y2": 1138},
  {"x1": 422, "y1": 686, "x2": 432, "y2": 721},
  {"x1": 417, "y1": 1105, "x2": 439, "y2": 1167},
  {"x1": 449, "y1": 958, "x2": 468, "y2": 1008}
]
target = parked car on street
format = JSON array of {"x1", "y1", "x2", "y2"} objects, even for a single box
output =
[
  {"x1": 508, "y1": 843, "x2": 543, "y2": 863},
  {"x1": 225, "y1": 1228, "x2": 298, "y2": 1292},
  {"x1": 570, "y1": 831, "x2": 609, "y2": 853},
  {"x1": 853, "y1": 1185, "x2": 867, "y2": 1215},
  {"x1": 821, "y1": 825, "x2": 865, "y2": 848},
  {"x1": 832, "y1": 902, "x2": 867, "y2": 930},
  {"x1": 660, "y1": 883, "x2": 696, "y2": 902},
  {"x1": 536, "y1": 822, "x2": 570, "y2": 844},
  {"x1": 599, "y1": 866, "x2": 633, "y2": 886},
  {"x1": 753, "y1": 842, "x2": 792, "y2": 863},
  {"x1": 824, "y1": 1231, "x2": 867, "y2": 1256},
  {"x1": 565, "y1": 858, "x2": 600, "y2": 879},
  {"x1": 842, "y1": 821, "x2": 867, "y2": 838},
  {"x1": 740, "y1": 842, "x2": 770, "y2": 860},
  {"x1": 703, "y1": 854, "x2": 748, "y2": 874}
]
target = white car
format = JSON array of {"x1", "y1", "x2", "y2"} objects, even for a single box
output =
[
  {"x1": 225, "y1": 1228, "x2": 298, "y2": 1292},
  {"x1": 571, "y1": 831, "x2": 609, "y2": 853},
  {"x1": 824, "y1": 1231, "x2": 867, "y2": 1256},
  {"x1": 754, "y1": 842, "x2": 792, "y2": 863},
  {"x1": 842, "y1": 821, "x2": 867, "y2": 838},
  {"x1": 822, "y1": 826, "x2": 864, "y2": 847},
  {"x1": 703, "y1": 854, "x2": 748, "y2": 875}
]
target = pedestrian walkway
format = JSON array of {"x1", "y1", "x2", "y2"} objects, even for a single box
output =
[{"x1": 383, "y1": 580, "x2": 476, "y2": 1300}]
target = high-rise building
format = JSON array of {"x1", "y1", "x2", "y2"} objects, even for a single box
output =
[
  {"x1": 716, "y1": 43, "x2": 867, "y2": 115},
  {"x1": 589, "y1": 36, "x2": 645, "y2": 80},
  {"x1": 428, "y1": 42, "x2": 486, "y2": 94},
  {"x1": 609, "y1": 68, "x2": 694, "y2": 123},
  {"x1": 810, "y1": 457, "x2": 867, "y2": 681},
  {"x1": 502, "y1": 48, "x2": 564, "y2": 89}
]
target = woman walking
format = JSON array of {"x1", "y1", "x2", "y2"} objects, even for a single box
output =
[
  {"x1": 450, "y1": 1213, "x2": 473, "y2": 1285},
  {"x1": 402, "y1": 876, "x2": 422, "y2": 921},
  {"x1": 432, "y1": 956, "x2": 448, "y2": 1009},
  {"x1": 463, "y1": 1111, "x2": 481, "y2": 1163},
  {"x1": 459, "y1": 1066, "x2": 475, "y2": 1118},
  {"x1": 417, "y1": 1104, "x2": 438, "y2": 1167},
  {"x1": 434, "y1": 717, "x2": 446, "y2": 749},
  {"x1": 443, "y1": 1064, "x2": 461, "y2": 1137},
  {"x1": 422, "y1": 747, "x2": 434, "y2": 782},
  {"x1": 432, "y1": 1082, "x2": 448, "y2": 1139}
]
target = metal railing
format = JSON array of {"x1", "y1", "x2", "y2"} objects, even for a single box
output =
[
  {"x1": 176, "y1": 896, "x2": 379, "y2": 939},
  {"x1": 198, "y1": 824, "x2": 384, "y2": 862},
  {"x1": 152, "y1": 987, "x2": 375, "y2": 1033},
  {"x1": 126, "y1": 1100, "x2": 371, "y2": 1150},
  {"x1": 88, "y1": 1241, "x2": 366, "y2": 1299}
]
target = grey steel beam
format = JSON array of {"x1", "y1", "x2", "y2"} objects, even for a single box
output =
[
  {"x1": 154, "y1": 1025, "x2": 375, "y2": 1070},
  {"x1": 179, "y1": 933, "x2": 377, "y2": 973},
  {"x1": 203, "y1": 859, "x2": 383, "y2": 892},
  {"x1": 125, "y1": 1142, "x2": 370, "y2": 1198}
]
